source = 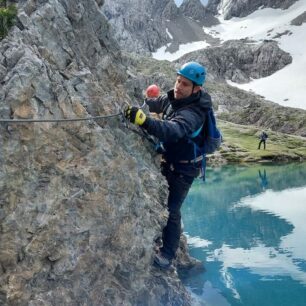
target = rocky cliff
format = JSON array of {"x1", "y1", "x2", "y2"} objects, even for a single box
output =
[
  {"x1": 176, "y1": 40, "x2": 292, "y2": 83},
  {"x1": 101, "y1": 0, "x2": 298, "y2": 85},
  {"x1": 207, "y1": 0, "x2": 299, "y2": 19},
  {"x1": 103, "y1": 0, "x2": 178, "y2": 55},
  {"x1": 179, "y1": 0, "x2": 219, "y2": 26},
  {"x1": 102, "y1": 0, "x2": 302, "y2": 55},
  {"x1": 103, "y1": 0, "x2": 217, "y2": 55},
  {"x1": 0, "y1": 1, "x2": 195, "y2": 305}
]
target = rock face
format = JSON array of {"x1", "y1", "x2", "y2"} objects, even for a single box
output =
[
  {"x1": 291, "y1": 11, "x2": 306, "y2": 26},
  {"x1": 102, "y1": 0, "x2": 218, "y2": 55},
  {"x1": 0, "y1": 1, "x2": 194, "y2": 305},
  {"x1": 176, "y1": 40, "x2": 292, "y2": 83},
  {"x1": 179, "y1": 0, "x2": 219, "y2": 26},
  {"x1": 221, "y1": 100, "x2": 306, "y2": 137},
  {"x1": 103, "y1": 0, "x2": 178, "y2": 55},
  {"x1": 207, "y1": 0, "x2": 299, "y2": 19}
]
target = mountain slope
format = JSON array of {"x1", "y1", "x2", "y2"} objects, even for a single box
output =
[
  {"x1": 207, "y1": 0, "x2": 299, "y2": 19},
  {"x1": 205, "y1": 0, "x2": 306, "y2": 109},
  {"x1": 176, "y1": 40, "x2": 292, "y2": 83},
  {"x1": 179, "y1": 0, "x2": 219, "y2": 26},
  {"x1": 103, "y1": 0, "x2": 217, "y2": 55},
  {"x1": 103, "y1": 0, "x2": 178, "y2": 55},
  {"x1": 151, "y1": 0, "x2": 306, "y2": 109}
]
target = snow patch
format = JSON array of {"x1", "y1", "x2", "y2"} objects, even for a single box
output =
[
  {"x1": 155, "y1": 0, "x2": 306, "y2": 109},
  {"x1": 208, "y1": 0, "x2": 306, "y2": 109},
  {"x1": 166, "y1": 28, "x2": 173, "y2": 40},
  {"x1": 152, "y1": 41, "x2": 210, "y2": 62}
]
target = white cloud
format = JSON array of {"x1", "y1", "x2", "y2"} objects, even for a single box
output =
[
  {"x1": 213, "y1": 187, "x2": 306, "y2": 286},
  {"x1": 185, "y1": 234, "x2": 212, "y2": 248}
]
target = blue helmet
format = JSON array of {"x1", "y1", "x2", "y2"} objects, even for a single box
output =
[{"x1": 177, "y1": 62, "x2": 206, "y2": 86}]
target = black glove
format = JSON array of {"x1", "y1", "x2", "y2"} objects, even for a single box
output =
[{"x1": 124, "y1": 106, "x2": 147, "y2": 126}]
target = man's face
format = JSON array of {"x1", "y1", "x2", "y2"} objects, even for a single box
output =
[{"x1": 174, "y1": 75, "x2": 200, "y2": 100}]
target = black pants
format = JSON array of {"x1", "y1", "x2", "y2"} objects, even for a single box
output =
[
  {"x1": 258, "y1": 140, "x2": 266, "y2": 149},
  {"x1": 160, "y1": 163, "x2": 195, "y2": 260}
]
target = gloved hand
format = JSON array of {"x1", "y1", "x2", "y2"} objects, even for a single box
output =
[{"x1": 124, "y1": 106, "x2": 147, "y2": 126}]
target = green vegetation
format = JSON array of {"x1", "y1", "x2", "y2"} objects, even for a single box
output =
[
  {"x1": 0, "y1": 0, "x2": 17, "y2": 40},
  {"x1": 217, "y1": 120, "x2": 306, "y2": 163}
]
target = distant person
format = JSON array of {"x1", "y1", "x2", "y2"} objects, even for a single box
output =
[
  {"x1": 258, "y1": 169, "x2": 268, "y2": 190},
  {"x1": 258, "y1": 131, "x2": 268, "y2": 150}
]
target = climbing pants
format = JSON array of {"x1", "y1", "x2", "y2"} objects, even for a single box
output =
[{"x1": 160, "y1": 162, "x2": 194, "y2": 260}]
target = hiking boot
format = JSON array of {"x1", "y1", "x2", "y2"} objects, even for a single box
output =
[{"x1": 154, "y1": 252, "x2": 172, "y2": 269}]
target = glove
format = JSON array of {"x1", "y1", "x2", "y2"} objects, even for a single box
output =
[{"x1": 124, "y1": 106, "x2": 147, "y2": 126}]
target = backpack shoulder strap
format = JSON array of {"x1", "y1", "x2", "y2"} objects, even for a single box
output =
[{"x1": 189, "y1": 124, "x2": 203, "y2": 138}]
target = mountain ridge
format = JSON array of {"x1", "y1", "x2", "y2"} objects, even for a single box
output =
[{"x1": 207, "y1": 0, "x2": 299, "y2": 19}]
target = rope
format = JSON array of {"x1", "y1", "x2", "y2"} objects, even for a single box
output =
[
  {"x1": 0, "y1": 112, "x2": 123, "y2": 123},
  {"x1": 0, "y1": 100, "x2": 149, "y2": 124},
  {"x1": 0, "y1": 102, "x2": 158, "y2": 147}
]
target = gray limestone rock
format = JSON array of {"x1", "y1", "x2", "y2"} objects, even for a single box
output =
[
  {"x1": 176, "y1": 40, "x2": 292, "y2": 83},
  {"x1": 179, "y1": 0, "x2": 219, "y2": 26},
  {"x1": 0, "y1": 1, "x2": 195, "y2": 305},
  {"x1": 291, "y1": 11, "x2": 306, "y2": 26},
  {"x1": 102, "y1": 0, "x2": 217, "y2": 55},
  {"x1": 102, "y1": 0, "x2": 178, "y2": 55},
  {"x1": 207, "y1": 0, "x2": 299, "y2": 19}
]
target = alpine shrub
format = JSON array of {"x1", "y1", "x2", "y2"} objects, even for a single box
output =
[{"x1": 0, "y1": 1, "x2": 17, "y2": 40}]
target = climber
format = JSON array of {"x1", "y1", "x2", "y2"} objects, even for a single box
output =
[{"x1": 124, "y1": 61, "x2": 213, "y2": 269}]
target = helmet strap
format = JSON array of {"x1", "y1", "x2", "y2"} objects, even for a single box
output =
[{"x1": 192, "y1": 83, "x2": 195, "y2": 94}]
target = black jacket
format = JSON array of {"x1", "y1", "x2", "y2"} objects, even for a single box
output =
[{"x1": 143, "y1": 89, "x2": 212, "y2": 172}]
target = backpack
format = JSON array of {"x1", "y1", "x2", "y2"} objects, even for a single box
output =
[
  {"x1": 187, "y1": 108, "x2": 222, "y2": 181},
  {"x1": 260, "y1": 132, "x2": 268, "y2": 140},
  {"x1": 153, "y1": 105, "x2": 222, "y2": 180}
]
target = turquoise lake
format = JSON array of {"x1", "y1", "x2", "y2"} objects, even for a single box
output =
[{"x1": 181, "y1": 162, "x2": 306, "y2": 306}]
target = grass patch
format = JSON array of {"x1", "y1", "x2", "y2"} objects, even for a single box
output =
[
  {"x1": 217, "y1": 120, "x2": 306, "y2": 162},
  {"x1": 0, "y1": 0, "x2": 17, "y2": 40}
]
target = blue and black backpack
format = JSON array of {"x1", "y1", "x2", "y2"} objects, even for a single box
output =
[
  {"x1": 187, "y1": 107, "x2": 222, "y2": 181},
  {"x1": 153, "y1": 105, "x2": 222, "y2": 181}
]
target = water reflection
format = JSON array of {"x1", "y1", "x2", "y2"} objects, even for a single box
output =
[
  {"x1": 258, "y1": 169, "x2": 268, "y2": 190},
  {"x1": 182, "y1": 163, "x2": 306, "y2": 306}
]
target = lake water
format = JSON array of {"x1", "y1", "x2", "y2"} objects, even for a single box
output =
[{"x1": 182, "y1": 162, "x2": 306, "y2": 306}]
